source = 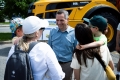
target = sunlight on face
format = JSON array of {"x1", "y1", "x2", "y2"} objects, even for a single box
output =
[{"x1": 56, "y1": 13, "x2": 68, "y2": 30}]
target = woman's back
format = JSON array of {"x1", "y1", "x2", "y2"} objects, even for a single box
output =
[
  {"x1": 8, "y1": 42, "x2": 65, "y2": 80},
  {"x1": 71, "y1": 45, "x2": 110, "y2": 80},
  {"x1": 71, "y1": 23, "x2": 114, "y2": 80},
  {"x1": 7, "y1": 16, "x2": 65, "y2": 80},
  {"x1": 29, "y1": 42, "x2": 65, "y2": 80}
]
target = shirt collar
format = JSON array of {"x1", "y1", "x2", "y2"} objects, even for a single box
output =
[{"x1": 57, "y1": 26, "x2": 71, "y2": 33}]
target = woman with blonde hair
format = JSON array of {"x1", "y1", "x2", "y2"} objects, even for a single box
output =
[{"x1": 7, "y1": 16, "x2": 65, "y2": 80}]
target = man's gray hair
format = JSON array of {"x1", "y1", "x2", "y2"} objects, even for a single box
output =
[{"x1": 56, "y1": 9, "x2": 69, "y2": 19}]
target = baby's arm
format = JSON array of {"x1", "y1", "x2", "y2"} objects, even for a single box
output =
[{"x1": 76, "y1": 41, "x2": 104, "y2": 50}]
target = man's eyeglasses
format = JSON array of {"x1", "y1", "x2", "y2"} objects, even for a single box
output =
[{"x1": 39, "y1": 27, "x2": 45, "y2": 31}]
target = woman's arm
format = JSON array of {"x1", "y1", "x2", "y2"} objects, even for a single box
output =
[
  {"x1": 74, "y1": 69, "x2": 80, "y2": 80},
  {"x1": 106, "y1": 46, "x2": 114, "y2": 70},
  {"x1": 46, "y1": 45, "x2": 65, "y2": 80},
  {"x1": 116, "y1": 30, "x2": 120, "y2": 51},
  {"x1": 109, "y1": 60, "x2": 114, "y2": 70},
  {"x1": 71, "y1": 54, "x2": 81, "y2": 80}
]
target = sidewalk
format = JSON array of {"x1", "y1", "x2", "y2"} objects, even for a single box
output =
[
  {"x1": 0, "y1": 40, "x2": 12, "y2": 44},
  {"x1": 0, "y1": 40, "x2": 47, "y2": 44},
  {"x1": 0, "y1": 24, "x2": 9, "y2": 27}
]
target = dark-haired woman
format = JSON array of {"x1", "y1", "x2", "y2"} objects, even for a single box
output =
[{"x1": 71, "y1": 23, "x2": 114, "y2": 80}]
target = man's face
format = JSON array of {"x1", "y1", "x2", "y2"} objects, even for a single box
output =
[{"x1": 56, "y1": 13, "x2": 68, "y2": 30}]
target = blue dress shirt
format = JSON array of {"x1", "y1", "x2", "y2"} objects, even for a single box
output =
[{"x1": 48, "y1": 26, "x2": 77, "y2": 62}]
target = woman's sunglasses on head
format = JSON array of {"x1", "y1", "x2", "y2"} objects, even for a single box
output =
[{"x1": 39, "y1": 27, "x2": 45, "y2": 31}]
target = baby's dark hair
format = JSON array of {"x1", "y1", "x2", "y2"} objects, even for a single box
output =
[{"x1": 75, "y1": 23, "x2": 94, "y2": 45}]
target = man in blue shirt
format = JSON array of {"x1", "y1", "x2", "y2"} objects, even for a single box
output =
[{"x1": 48, "y1": 9, "x2": 77, "y2": 80}]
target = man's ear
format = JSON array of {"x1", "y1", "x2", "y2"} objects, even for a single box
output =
[
  {"x1": 67, "y1": 18, "x2": 69, "y2": 22},
  {"x1": 67, "y1": 18, "x2": 69, "y2": 20},
  {"x1": 66, "y1": 18, "x2": 69, "y2": 23}
]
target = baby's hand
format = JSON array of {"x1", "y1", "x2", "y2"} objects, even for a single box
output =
[
  {"x1": 14, "y1": 37, "x2": 22, "y2": 45},
  {"x1": 76, "y1": 44, "x2": 85, "y2": 50}
]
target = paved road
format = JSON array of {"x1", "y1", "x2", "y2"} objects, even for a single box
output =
[
  {"x1": 0, "y1": 43, "x2": 12, "y2": 80},
  {"x1": 0, "y1": 43, "x2": 119, "y2": 80}
]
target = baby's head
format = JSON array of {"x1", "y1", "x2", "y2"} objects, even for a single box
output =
[
  {"x1": 83, "y1": 15, "x2": 107, "y2": 34},
  {"x1": 10, "y1": 18, "x2": 24, "y2": 37}
]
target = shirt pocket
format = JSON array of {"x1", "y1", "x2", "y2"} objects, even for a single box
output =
[{"x1": 65, "y1": 35, "x2": 74, "y2": 47}]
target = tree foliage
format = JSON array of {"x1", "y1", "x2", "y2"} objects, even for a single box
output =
[
  {"x1": 3, "y1": 0, "x2": 37, "y2": 19},
  {"x1": 0, "y1": 0, "x2": 5, "y2": 22}
]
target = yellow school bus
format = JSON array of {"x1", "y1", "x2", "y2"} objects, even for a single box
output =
[{"x1": 28, "y1": 0, "x2": 120, "y2": 51}]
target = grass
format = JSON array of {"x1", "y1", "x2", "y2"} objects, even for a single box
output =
[{"x1": 0, "y1": 33, "x2": 12, "y2": 41}]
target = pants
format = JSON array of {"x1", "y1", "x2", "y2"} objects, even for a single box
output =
[{"x1": 59, "y1": 61, "x2": 73, "y2": 80}]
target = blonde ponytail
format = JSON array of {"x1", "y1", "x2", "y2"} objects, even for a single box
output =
[
  {"x1": 18, "y1": 32, "x2": 36, "y2": 52},
  {"x1": 18, "y1": 36, "x2": 29, "y2": 52}
]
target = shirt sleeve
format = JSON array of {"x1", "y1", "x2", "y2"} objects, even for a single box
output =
[
  {"x1": 71, "y1": 54, "x2": 80, "y2": 69},
  {"x1": 117, "y1": 23, "x2": 120, "y2": 30},
  {"x1": 47, "y1": 30, "x2": 52, "y2": 47},
  {"x1": 46, "y1": 45, "x2": 65, "y2": 80},
  {"x1": 100, "y1": 45, "x2": 112, "y2": 65},
  {"x1": 7, "y1": 45, "x2": 15, "y2": 62},
  {"x1": 99, "y1": 34, "x2": 107, "y2": 45},
  {"x1": 74, "y1": 37, "x2": 78, "y2": 49},
  {"x1": 106, "y1": 46, "x2": 112, "y2": 61}
]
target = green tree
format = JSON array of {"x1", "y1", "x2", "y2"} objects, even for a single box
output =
[
  {"x1": 0, "y1": 0, "x2": 5, "y2": 22},
  {"x1": 3, "y1": 0, "x2": 37, "y2": 19}
]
